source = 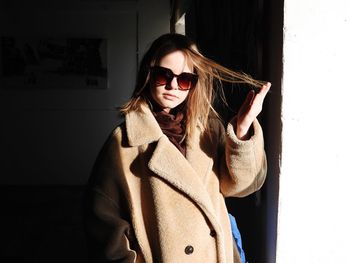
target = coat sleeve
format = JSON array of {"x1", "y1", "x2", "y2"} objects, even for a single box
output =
[
  {"x1": 83, "y1": 127, "x2": 139, "y2": 263},
  {"x1": 218, "y1": 118, "x2": 267, "y2": 198}
]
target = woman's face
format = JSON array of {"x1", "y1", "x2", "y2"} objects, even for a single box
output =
[{"x1": 150, "y1": 50, "x2": 193, "y2": 113}]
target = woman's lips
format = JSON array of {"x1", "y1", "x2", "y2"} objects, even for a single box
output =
[{"x1": 163, "y1": 93, "x2": 178, "y2": 99}]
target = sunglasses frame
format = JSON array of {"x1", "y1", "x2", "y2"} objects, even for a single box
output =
[{"x1": 150, "y1": 66, "x2": 198, "y2": 91}]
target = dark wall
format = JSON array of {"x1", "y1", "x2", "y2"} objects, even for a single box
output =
[
  {"x1": 0, "y1": 185, "x2": 88, "y2": 262},
  {"x1": 259, "y1": 0, "x2": 284, "y2": 261},
  {"x1": 0, "y1": 0, "x2": 170, "y2": 261},
  {"x1": 0, "y1": 1, "x2": 137, "y2": 186}
]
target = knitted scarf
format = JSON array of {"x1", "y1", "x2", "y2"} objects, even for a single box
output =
[{"x1": 152, "y1": 108, "x2": 187, "y2": 157}]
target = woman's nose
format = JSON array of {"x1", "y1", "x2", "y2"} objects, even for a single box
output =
[{"x1": 167, "y1": 77, "x2": 179, "y2": 90}]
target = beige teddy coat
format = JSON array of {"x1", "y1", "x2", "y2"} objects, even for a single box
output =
[{"x1": 84, "y1": 104, "x2": 267, "y2": 263}]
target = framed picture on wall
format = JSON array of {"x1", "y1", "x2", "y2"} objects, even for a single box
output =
[{"x1": 0, "y1": 37, "x2": 108, "y2": 90}]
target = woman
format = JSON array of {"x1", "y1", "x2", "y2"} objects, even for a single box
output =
[{"x1": 84, "y1": 33, "x2": 270, "y2": 263}]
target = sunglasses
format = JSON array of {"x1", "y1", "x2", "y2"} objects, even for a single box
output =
[{"x1": 150, "y1": 66, "x2": 198, "y2": 90}]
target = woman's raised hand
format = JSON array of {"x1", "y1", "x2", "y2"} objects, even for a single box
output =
[{"x1": 235, "y1": 82, "x2": 271, "y2": 140}]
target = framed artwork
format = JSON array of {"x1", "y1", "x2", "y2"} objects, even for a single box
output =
[{"x1": 0, "y1": 37, "x2": 108, "y2": 90}]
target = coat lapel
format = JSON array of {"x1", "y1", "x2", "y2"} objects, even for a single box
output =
[
  {"x1": 125, "y1": 104, "x2": 163, "y2": 147},
  {"x1": 185, "y1": 126, "x2": 214, "y2": 184},
  {"x1": 147, "y1": 135, "x2": 221, "y2": 229}
]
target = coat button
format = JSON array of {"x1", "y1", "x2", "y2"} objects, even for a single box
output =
[
  {"x1": 184, "y1": 245, "x2": 194, "y2": 255},
  {"x1": 210, "y1": 230, "x2": 216, "y2": 237}
]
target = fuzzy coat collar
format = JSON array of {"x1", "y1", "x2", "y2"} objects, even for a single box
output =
[{"x1": 125, "y1": 104, "x2": 164, "y2": 146}]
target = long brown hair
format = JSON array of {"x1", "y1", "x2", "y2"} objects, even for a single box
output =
[{"x1": 120, "y1": 33, "x2": 265, "y2": 139}]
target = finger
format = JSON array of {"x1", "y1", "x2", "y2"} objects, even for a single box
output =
[
  {"x1": 241, "y1": 90, "x2": 255, "y2": 112},
  {"x1": 250, "y1": 82, "x2": 271, "y2": 107},
  {"x1": 258, "y1": 82, "x2": 271, "y2": 97},
  {"x1": 248, "y1": 90, "x2": 256, "y2": 106}
]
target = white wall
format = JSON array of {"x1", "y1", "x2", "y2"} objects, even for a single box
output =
[
  {"x1": 277, "y1": 0, "x2": 350, "y2": 262},
  {"x1": 0, "y1": 0, "x2": 170, "y2": 184}
]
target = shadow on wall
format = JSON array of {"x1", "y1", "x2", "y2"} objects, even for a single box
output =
[{"x1": 0, "y1": 185, "x2": 88, "y2": 262}]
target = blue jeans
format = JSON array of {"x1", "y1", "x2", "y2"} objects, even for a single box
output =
[{"x1": 228, "y1": 213, "x2": 246, "y2": 263}]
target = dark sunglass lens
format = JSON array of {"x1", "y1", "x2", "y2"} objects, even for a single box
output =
[
  {"x1": 177, "y1": 78, "x2": 191, "y2": 90},
  {"x1": 178, "y1": 73, "x2": 198, "y2": 90},
  {"x1": 153, "y1": 69, "x2": 167, "y2": 85}
]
